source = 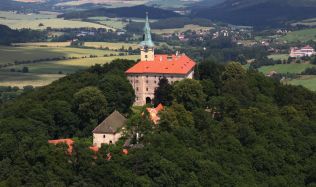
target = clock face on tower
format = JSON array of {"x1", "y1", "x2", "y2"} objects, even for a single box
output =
[{"x1": 144, "y1": 46, "x2": 149, "y2": 52}]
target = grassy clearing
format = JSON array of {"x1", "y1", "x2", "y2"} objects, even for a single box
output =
[
  {"x1": 285, "y1": 75, "x2": 316, "y2": 91},
  {"x1": 152, "y1": 24, "x2": 213, "y2": 34},
  {"x1": 84, "y1": 42, "x2": 139, "y2": 50},
  {"x1": 279, "y1": 28, "x2": 316, "y2": 43},
  {"x1": 268, "y1": 54, "x2": 289, "y2": 61},
  {"x1": 258, "y1": 63, "x2": 315, "y2": 74},
  {"x1": 0, "y1": 46, "x2": 119, "y2": 65},
  {"x1": 0, "y1": 11, "x2": 109, "y2": 30}
]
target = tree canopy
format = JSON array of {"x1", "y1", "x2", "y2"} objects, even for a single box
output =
[{"x1": 0, "y1": 59, "x2": 315, "y2": 186}]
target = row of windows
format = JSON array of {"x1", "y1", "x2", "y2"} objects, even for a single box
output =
[{"x1": 129, "y1": 79, "x2": 175, "y2": 84}]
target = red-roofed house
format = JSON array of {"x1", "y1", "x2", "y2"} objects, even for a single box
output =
[
  {"x1": 146, "y1": 103, "x2": 164, "y2": 124},
  {"x1": 48, "y1": 139, "x2": 74, "y2": 154},
  {"x1": 290, "y1": 45, "x2": 315, "y2": 58},
  {"x1": 126, "y1": 14, "x2": 196, "y2": 106}
]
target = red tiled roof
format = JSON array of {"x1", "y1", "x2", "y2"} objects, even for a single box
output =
[
  {"x1": 146, "y1": 103, "x2": 164, "y2": 124},
  {"x1": 125, "y1": 54, "x2": 196, "y2": 74},
  {"x1": 89, "y1": 146, "x2": 99, "y2": 153},
  {"x1": 48, "y1": 139, "x2": 74, "y2": 154}
]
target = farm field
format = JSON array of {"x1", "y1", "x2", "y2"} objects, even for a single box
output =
[
  {"x1": 0, "y1": 11, "x2": 109, "y2": 30},
  {"x1": 84, "y1": 42, "x2": 139, "y2": 50},
  {"x1": 258, "y1": 63, "x2": 315, "y2": 74},
  {"x1": 268, "y1": 54, "x2": 289, "y2": 61},
  {"x1": 152, "y1": 24, "x2": 213, "y2": 34},
  {"x1": 0, "y1": 46, "x2": 119, "y2": 65},
  {"x1": 87, "y1": 17, "x2": 127, "y2": 30},
  {"x1": 12, "y1": 42, "x2": 72, "y2": 47},
  {"x1": 2, "y1": 55, "x2": 139, "y2": 74},
  {"x1": 285, "y1": 75, "x2": 316, "y2": 91},
  {"x1": 0, "y1": 72, "x2": 64, "y2": 88},
  {"x1": 279, "y1": 28, "x2": 316, "y2": 43},
  {"x1": 0, "y1": 55, "x2": 138, "y2": 87}
]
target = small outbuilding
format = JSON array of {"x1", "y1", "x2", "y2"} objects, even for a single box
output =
[{"x1": 92, "y1": 111, "x2": 127, "y2": 148}]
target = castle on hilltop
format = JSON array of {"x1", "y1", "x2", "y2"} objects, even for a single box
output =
[{"x1": 125, "y1": 13, "x2": 196, "y2": 106}]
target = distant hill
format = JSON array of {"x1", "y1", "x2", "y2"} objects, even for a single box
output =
[
  {"x1": 0, "y1": 24, "x2": 45, "y2": 45},
  {"x1": 58, "y1": 5, "x2": 181, "y2": 19},
  {"x1": 191, "y1": 0, "x2": 316, "y2": 27}
]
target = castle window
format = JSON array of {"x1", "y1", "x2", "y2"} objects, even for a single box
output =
[
  {"x1": 136, "y1": 87, "x2": 139, "y2": 91},
  {"x1": 146, "y1": 80, "x2": 148, "y2": 83},
  {"x1": 154, "y1": 81, "x2": 157, "y2": 84},
  {"x1": 146, "y1": 88, "x2": 148, "y2": 91},
  {"x1": 103, "y1": 135, "x2": 106, "y2": 138},
  {"x1": 145, "y1": 55, "x2": 148, "y2": 58}
]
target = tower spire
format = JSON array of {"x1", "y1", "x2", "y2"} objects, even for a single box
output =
[{"x1": 140, "y1": 12, "x2": 154, "y2": 48}]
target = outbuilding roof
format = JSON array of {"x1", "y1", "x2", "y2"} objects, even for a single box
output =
[
  {"x1": 92, "y1": 111, "x2": 127, "y2": 134},
  {"x1": 125, "y1": 54, "x2": 196, "y2": 75}
]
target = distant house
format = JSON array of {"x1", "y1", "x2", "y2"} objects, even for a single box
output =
[
  {"x1": 48, "y1": 138, "x2": 99, "y2": 154},
  {"x1": 146, "y1": 104, "x2": 164, "y2": 124},
  {"x1": 92, "y1": 111, "x2": 127, "y2": 148},
  {"x1": 48, "y1": 139, "x2": 74, "y2": 155},
  {"x1": 290, "y1": 45, "x2": 315, "y2": 58}
]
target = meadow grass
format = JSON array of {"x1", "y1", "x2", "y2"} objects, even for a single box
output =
[
  {"x1": 258, "y1": 63, "x2": 315, "y2": 74},
  {"x1": 3, "y1": 55, "x2": 139, "y2": 74},
  {"x1": 285, "y1": 75, "x2": 316, "y2": 91},
  {"x1": 84, "y1": 42, "x2": 139, "y2": 50},
  {"x1": 0, "y1": 46, "x2": 119, "y2": 65},
  {"x1": 152, "y1": 24, "x2": 213, "y2": 34},
  {"x1": 12, "y1": 42, "x2": 72, "y2": 47},
  {"x1": 0, "y1": 72, "x2": 64, "y2": 88},
  {"x1": 280, "y1": 28, "x2": 316, "y2": 43},
  {"x1": 0, "y1": 11, "x2": 110, "y2": 30},
  {"x1": 0, "y1": 55, "x2": 139, "y2": 87},
  {"x1": 268, "y1": 54, "x2": 289, "y2": 61}
]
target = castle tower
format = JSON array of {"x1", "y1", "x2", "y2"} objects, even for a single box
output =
[{"x1": 140, "y1": 12, "x2": 155, "y2": 61}]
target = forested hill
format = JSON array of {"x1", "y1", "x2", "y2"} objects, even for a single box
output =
[
  {"x1": 192, "y1": 0, "x2": 316, "y2": 27},
  {"x1": 0, "y1": 59, "x2": 315, "y2": 186},
  {"x1": 0, "y1": 24, "x2": 45, "y2": 45},
  {"x1": 58, "y1": 5, "x2": 181, "y2": 19}
]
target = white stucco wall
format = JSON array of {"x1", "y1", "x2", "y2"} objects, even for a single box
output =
[
  {"x1": 127, "y1": 69, "x2": 194, "y2": 106},
  {"x1": 93, "y1": 132, "x2": 122, "y2": 148}
]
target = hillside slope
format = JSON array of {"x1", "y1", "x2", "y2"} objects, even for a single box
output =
[
  {"x1": 58, "y1": 5, "x2": 181, "y2": 19},
  {"x1": 192, "y1": 0, "x2": 316, "y2": 27}
]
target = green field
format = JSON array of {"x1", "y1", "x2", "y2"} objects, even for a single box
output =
[
  {"x1": 0, "y1": 46, "x2": 119, "y2": 65},
  {"x1": 258, "y1": 63, "x2": 315, "y2": 74},
  {"x1": 152, "y1": 24, "x2": 213, "y2": 34},
  {"x1": 268, "y1": 54, "x2": 289, "y2": 61},
  {"x1": 2, "y1": 55, "x2": 138, "y2": 74},
  {"x1": 0, "y1": 11, "x2": 109, "y2": 29},
  {"x1": 0, "y1": 55, "x2": 138, "y2": 87},
  {"x1": 285, "y1": 75, "x2": 316, "y2": 91},
  {"x1": 84, "y1": 42, "x2": 139, "y2": 50},
  {"x1": 0, "y1": 72, "x2": 64, "y2": 88},
  {"x1": 280, "y1": 28, "x2": 316, "y2": 43},
  {"x1": 87, "y1": 17, "x2": 127, "y2": 30}
]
